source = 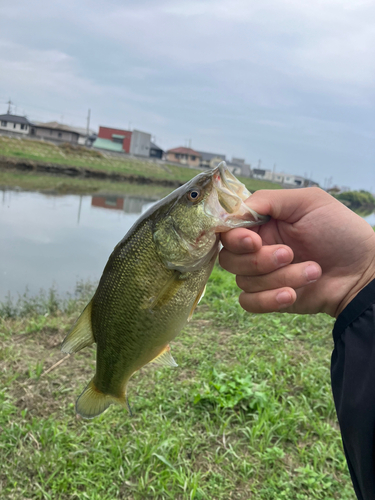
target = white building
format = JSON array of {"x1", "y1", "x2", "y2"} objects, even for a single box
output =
[
  {"x1": 0, "y1": 113, "x2": 33, "y2": 136},
  {"x1": 252, "y1": 168, "x2": 313, "y2": 187},
  {"x1": 129, "y1": 129, "x2": 151, "y2": 157}
]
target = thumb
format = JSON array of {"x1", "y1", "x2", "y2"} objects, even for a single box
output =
[{"x1": 247, "y1": 187, "x2": 332, "y2": 223}]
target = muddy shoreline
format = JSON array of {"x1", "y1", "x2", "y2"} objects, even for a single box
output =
[{"x1": 0, "y1": 155, "x2": 182, "y2": 188}]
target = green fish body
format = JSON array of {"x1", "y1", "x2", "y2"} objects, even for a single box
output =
[{"x1": 61, "y1": 163, "x2": 268, "y2": 418}]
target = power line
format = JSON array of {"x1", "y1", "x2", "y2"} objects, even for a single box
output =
[
  {"x1": 0, "y1": 96, "x2": 88, "y2": 121},
  {"x1": 6, "y1": 98, "x2": 12, "y2": 114}
]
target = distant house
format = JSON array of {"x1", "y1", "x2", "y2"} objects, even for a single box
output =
[
  {"x1": 166, "y1": 147, "x2": 201, "y2": 168},
  {"x1": 230, "y1": 158, "x2": 252, "y2": 178},
  {"x1": 30, "y1": 122, "x2": 79, "y2": 144},
  {"x1": 68, "y1": 125, "x2": 97, "y2": 146},
  {"x1": 150, "y1": 141, "x2": 164, "y2": 159},
  {"x1": 198, "y1": 151, "x2": 226, "y2": 169},
  {"x1": 283, "y1": 174, "x2": 305, "y2": 187},
  {"x1": 252, "y1": 168, "x2": 272, "y2": 180},
  {"x1": 225, "y1": 162, "x2": 242, "y2": 176},
  {"x1": 252, "y1": 168, "x2": 319, "y2": 187},
  {"x1": 274, "y1": 173, "x2": 285, "y2": 183},
  {"x1": 93, "y1": 126, "x2": 151, "y2": 157},
  {"x1": 0, "y1": 113, "x2": 33, "y2": 137},
  {"x1": 129, "y1": 130, "x2": 151, "y2": 157},
  {"x1": 93, "y1": 126, "x2": 132, "y2": 153}
]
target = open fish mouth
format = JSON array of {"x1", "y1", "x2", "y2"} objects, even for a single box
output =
[
  {"x1": 210, "y1": 162, "x2": 270, "y2": 228},
  {"x1": 218, "y1": 162, "x2": 251, "y2": 206}
]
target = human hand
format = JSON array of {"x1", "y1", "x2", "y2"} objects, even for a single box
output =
[{"x1": 220, "y1": 188, "x2": 375, "y2": 317}]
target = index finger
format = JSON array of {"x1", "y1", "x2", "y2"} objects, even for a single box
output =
[
  {"x1": 244, "y1": 187, "x2": 332, "y2": 224},
  {"x1": 220, "y1": 228, "x2": 262, "y2": 254}
]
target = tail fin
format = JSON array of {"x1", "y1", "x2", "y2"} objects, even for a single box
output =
[{"x1": 76, "y1": 378, "x2": 126, "y2": 419}]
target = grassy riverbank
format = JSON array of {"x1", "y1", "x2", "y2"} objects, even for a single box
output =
[
  {"x1": 0, "y1": 267, "x2": 354, "y2": 500},
  {"x1": 0, "y1": 136, "x2": 281, "y2": 195}
]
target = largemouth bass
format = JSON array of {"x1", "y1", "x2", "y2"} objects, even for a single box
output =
[{"x1": 61, "y1": 162, "x2": 269, "y2": 418}]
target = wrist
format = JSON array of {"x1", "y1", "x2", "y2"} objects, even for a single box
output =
[{"x1": 335, "y1": 260, "x2": 375, "y2": 318}]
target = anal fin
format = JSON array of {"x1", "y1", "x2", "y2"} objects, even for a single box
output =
[
  {"x1": 61, "y1": 301, "x2": 95, "y2": 354},
  {"x1": 149, "y1": 344, "x2": 178, "y2": 367}
]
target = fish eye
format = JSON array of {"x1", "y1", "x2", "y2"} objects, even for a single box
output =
[{"x1": 187, "y1": 189, "x2": 200, "y2": 201}]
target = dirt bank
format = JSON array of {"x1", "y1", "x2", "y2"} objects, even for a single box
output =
[{"x1": 0, "y1": 155, "x2": 183, "y2": 188}]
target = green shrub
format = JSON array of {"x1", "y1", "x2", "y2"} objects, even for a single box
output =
[{"x1": 335, "y1": 190, "x2": 375, "y2": 208}]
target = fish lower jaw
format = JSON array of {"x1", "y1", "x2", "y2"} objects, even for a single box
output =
[{"x1": 216, "y1": 212, "x2": 269, "y2": 230}]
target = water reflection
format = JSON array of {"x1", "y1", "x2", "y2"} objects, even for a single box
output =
[
  {"x1": 364, "y1": 211, "x2": 375, "y2": 227},
  {"x1": 91, "y1": 195, "x2": 155, "y2": 214},
  {"x1": 91, "y1": 195, "x2": 124, "y2": 211},
  {"x1": 1, "y1": 189, "x2": 373, "y2": 302},
  {"x1": 0, "y1": 190, "x2": 157, "y2": 301}
]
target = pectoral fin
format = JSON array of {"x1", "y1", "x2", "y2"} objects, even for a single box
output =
[
  {"x1": 149, "y1": 271, "x2": 184, "y2": 310},
  {"x1": 188, "y1": 285, "x2": 206, "y2": 321},
  {"x1": 61, "y1": 301, "x2": 95, "y2": 354},
  {"x1": 149, "y1": 344, "x2": 178, "y2": 367}
]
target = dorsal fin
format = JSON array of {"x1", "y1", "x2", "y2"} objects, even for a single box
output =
[{"x1": 61, "y1": 301, "x2": 95, "y2": 354}]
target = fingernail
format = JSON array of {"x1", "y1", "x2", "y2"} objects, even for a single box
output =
[
  {"x1": 274, "y1": 248, "x2": 290, "y2": 266},
  {"x1": 243, "y1": 237, "x2": 254, "y2": 251},
  {"x1": 304, "y1": 265, "x2": 320, "y2": 282},
  {"x1": 276, "y1": 291, "x2": 292, "y2": 305}
]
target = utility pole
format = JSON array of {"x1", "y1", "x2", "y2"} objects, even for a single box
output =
[
  {"x1": 86, "y1": 108, "x2": 91, "y2": 145},
  {"x1": 7, "y1": 98, "x2": 12, "y2": 114}
]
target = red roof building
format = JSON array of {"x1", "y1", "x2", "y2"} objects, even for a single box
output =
[
  {"x1": 97, "y1": 126, "x2": 132, "y2": 153},
  {"x1": 166, "y1": 147, "x2": 201, "y2": 168}
]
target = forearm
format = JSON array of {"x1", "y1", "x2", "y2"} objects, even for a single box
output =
[{"x1": 331, "y1": 278, "x2": 375, "y2": 500}]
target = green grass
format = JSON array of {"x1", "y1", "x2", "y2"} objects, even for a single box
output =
[
  {"x1": 0, "y1": 136, "x2": 282, "y2": 194},
  {"x1": 0, "y1": 266, "x2": 354, "y2": 499}
]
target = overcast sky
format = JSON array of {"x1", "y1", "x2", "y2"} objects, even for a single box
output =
[{"x1": 0, "y1": 0, "x2": 374, "y2": 189}]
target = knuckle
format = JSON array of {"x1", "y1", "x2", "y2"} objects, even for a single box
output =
[
  {"x1": 278, "y1": 269, "x2": 290, "y2": 288},
  {"x1": 236, "y1": 274, "x2": 244, "y2": 289},
  {"x1": 251, "y1": 254, "x2": 260, "y2": 272},
  {"x1": 256, "y1": 293, "x2": 270, "y2": 312},
  {"x1": 236, "y1": 274, "x2": 254, "y2": 292}
]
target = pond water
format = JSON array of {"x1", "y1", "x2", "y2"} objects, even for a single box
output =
[
  {"x1": 0, "y1": 189, "x2": 157, "y2": 301},
  {"x1": 1, "y1": 189, "x2": 375, "y2": 302},
  {"x1": 364, "y1": 211, "x2": 375, "y2": 226}
]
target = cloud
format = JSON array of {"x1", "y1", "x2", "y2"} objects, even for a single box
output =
[
  {"x1": 0, "y1": 41, "x2": 99, "y2": 97},
  {"x1": 0, "y1": 0, "x2": 373, "y2": 188}
]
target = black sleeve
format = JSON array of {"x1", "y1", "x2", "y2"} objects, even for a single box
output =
[{"x1": 332, "y1": 279, "x2": 375, "y2": 500}]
